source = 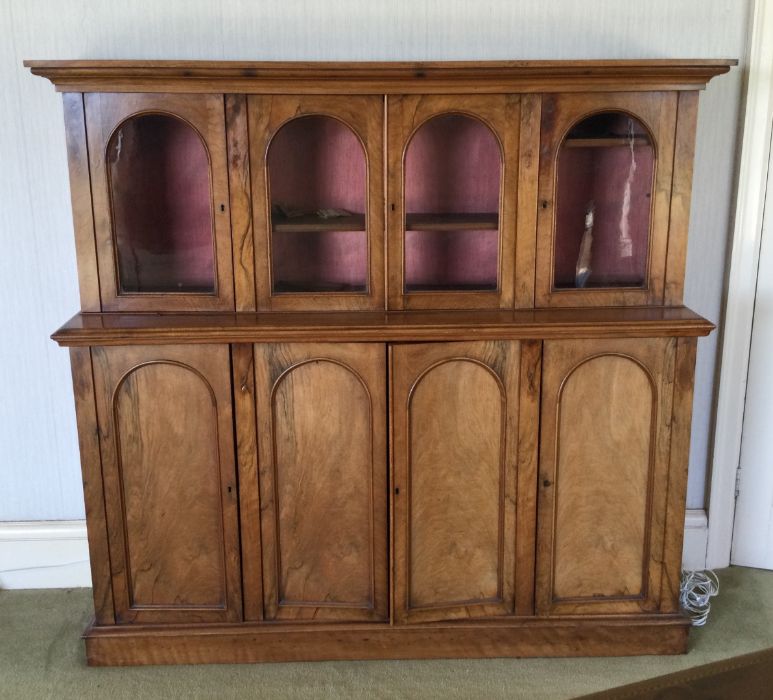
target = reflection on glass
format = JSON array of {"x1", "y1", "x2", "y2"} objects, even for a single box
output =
[
  {"x1": 404, "y1": 114, "x2": 501, "y2": 292},
  {"x1": 554, "y1": 112, "x2": 654, "y2": 289},
  {"x1": 267, "y1": 116, "x2": 367, "y2": 293},
  {"x1": 108, "y1": 114, "x2": 215, "y2": 294}
]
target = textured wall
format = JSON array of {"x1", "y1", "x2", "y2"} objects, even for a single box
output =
[{"x1": 0, "y1": 0, "x2": 749, "y2": 519}]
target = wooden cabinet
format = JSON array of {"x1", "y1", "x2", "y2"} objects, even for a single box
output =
[
  {"x1": 89, "y1": 344, "x2": 242, "y2": 623},
  {"x1": 30, "y1": 58, "x2": 734, "y2": 665}
]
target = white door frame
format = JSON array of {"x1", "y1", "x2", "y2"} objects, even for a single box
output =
[{"x1": 706, "y1": 0, "x2": 773, "y2": 569}]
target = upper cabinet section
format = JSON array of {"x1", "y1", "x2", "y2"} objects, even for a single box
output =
[
  {"x1": 30, "y1": 60, "x2": 734, "y2": 314},
  {"x1": 249, "y1": 95, "x2": 384, "y2": 311},
  {"x1": 535, "y1": 92, "x2": 677, "y2": 307},
  {"x1": 388, "y1": 95, "x2": 519, "y2": 310},
  {"x1": 85, "y1": 93, "x2": 234, "y2": 311}
]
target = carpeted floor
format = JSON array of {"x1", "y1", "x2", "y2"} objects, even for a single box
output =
[{"x1": 1, "y1": 566, "x2": 771, "y2": 700}]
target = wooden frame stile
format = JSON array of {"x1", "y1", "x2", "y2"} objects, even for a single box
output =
[{"x1": 248, "y1": 95, "x2": 385, "y2": 311}]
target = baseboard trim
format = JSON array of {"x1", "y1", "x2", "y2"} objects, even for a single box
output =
[
  {"x1": 683, "y1": 509, "x2": 709, "y2": 570},
  {"x1": 0, "y1": 520, "x2": 90, "y2": 589},
  {"x1": 0, "y1": 513, "x2": 707, "y2": 590}
]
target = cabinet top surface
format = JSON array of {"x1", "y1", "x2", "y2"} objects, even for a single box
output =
[{"x1": 24, "y1": 58, "x2": 736, "y2": 93}]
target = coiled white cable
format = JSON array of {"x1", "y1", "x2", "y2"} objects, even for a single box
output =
[{"x1": 680, "y1": 570, "x2": 720, "y2": 626}]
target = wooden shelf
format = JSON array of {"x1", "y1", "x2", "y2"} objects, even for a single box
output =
[
  {"x1": 405, "y1": 213, "x2": 499, "y2": 231},
  {"x1": 272, "y1": 213, "x2": 366, "y2": 233},
  {"x1": 563, "y1": 136, "x2": 650, "y2": 148},
  {"x1": 52, "y1": 307, "x2": 715, "y2": 346}
]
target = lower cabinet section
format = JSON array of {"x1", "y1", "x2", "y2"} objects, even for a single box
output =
[{"x1": 72, "y1": 335, "x2": 698, "y2": 662}]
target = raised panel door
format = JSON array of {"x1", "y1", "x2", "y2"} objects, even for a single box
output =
[
  {"x1": 391, "y1": 341, "x2": 533, "y2": 623},
  {"x1": 91, "y1": 344, "x2": 241, "y2": 624},
  {"x1": 536, "y1": 337, "x2": 676, "y2": 614},
  {"x1": 253, "y1": 343, "x2": 388, "y2": 621}
]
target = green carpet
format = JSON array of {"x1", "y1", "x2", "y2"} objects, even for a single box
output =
[{"x1": 1, "y1": 567, "x2": 771, "y2": 700}]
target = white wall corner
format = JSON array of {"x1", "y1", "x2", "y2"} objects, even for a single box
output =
[
  {"x1": 683, "y1": 509, "x2": 709, "y2": 571},
  {"x1": 0, "y1": 520, "x2": 91, "y2": 589}
]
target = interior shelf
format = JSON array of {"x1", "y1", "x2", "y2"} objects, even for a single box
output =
[
  {"x1": 563, "y1": 136, "x2": 650, "y2": 148},
  {"x1": 405, "y1": 213, "x2": 499, "y2": 231},
  {"x1": 272, "y1": 213, "x2": 366, "y2": 233}
]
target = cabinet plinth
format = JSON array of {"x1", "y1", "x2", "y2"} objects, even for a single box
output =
[{"x1": 30, "y1": 58, "x2": 733, "y2": 665}]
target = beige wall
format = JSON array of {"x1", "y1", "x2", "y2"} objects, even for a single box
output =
[{"x1": 0, "y1": 0, "x2": 750, "y2": 519}]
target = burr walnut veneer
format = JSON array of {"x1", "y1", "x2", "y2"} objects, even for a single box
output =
[{"x1": 27, "y1": 59, "x2": 733, "y2": 665}]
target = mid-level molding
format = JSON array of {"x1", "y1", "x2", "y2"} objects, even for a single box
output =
[
  {"x1": 23, "y1": 59, "x2": 736, "y2": 94},
  {"x1": 51, "y1": 307, "x2": 714, "y2": 346}
]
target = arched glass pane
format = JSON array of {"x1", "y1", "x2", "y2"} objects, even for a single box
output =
[
  {"x1": 554, "y1": 112, "x2": 654, "y2": 289},
  {"x1": 404, "y1": 114, "x2": 501, "y2": 292},
  {"x1": 268, "y1": 116, "x2": 367, "y2": 294},
  {"x1": 108, "y1": 114, "x2": 215, "y2": 294}
]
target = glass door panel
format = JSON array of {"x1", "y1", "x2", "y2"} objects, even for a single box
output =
[
  {"x1": 553, "y1": 113, "x2": 654, "y2": 290},
  {"x1": 403, "y1": 114, "x2": 501, "y2": 292},
  {"x1": 267, "y1": 115, "x2": 367, "y2": 294},
  {"x1": 107, "y1": 114, "x2": 215, "y2": 294}
]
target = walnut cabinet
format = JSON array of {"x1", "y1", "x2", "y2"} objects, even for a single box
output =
[{"x1": 28, "y1": 59, "x2": 733, "y2": 665}]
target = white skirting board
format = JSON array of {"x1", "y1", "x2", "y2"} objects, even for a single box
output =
[
  {"x1": 0, "y1": 520, "x2": 91, "y2": 589},
  {"x1": 0, "y1": 512, "x2": 709, "y2": 589}
]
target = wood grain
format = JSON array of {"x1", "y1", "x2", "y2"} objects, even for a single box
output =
[
  {"x1": 225, "y1": 94, "x2": 257, "y2": 312},
  {"x1": 25, "y1": 58, "x2": 735, "y2": 94},
  {"x1": 69, "y1": 347, "x2": 114, "y2": 623},
  {"x1": 82, "y1": 615, "x2": 690, "y2": 666},
  {"x1": 62, "y1": 93, "x2": 101, "y2": 312},
  {"x1": 664, "y1": 92, "x2": 700, "y2": 305},
  {"x1": 392, "y1": 341, "x2": 520, "y2": 622},
  {"x1": 387, "y1": 94, "x2": 519, "y2": 310},
  {"x1": 91, "y1": 344, "x2": 241, "y2": 624},
  {"x1": 536, "y1": 338, "x2": 676, "y2": 615},
  {"x1": 85, "y1": 92, "x2": 235, "y2": 312},
  {"x1": 231, "y1": 343, "x2": 263, "y2": 620},
  {"x1": 253, "y1": 343, "x2": 388, "y2": 621},
  {"x1": 52, "y1": 307, "x2": 715, "y2": 347},
  {"x1": 535, "y1": 92, "x2": 677, "y2": 308},
  {"x1": 248, "y1": 95, "x2": 385, "y2": 311}
]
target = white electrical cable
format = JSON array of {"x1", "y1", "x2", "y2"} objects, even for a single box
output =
[{"x1": 680, "y1": 570, "x2": 720, "y2": 626}]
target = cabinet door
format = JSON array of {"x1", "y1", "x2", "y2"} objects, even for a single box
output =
[
  {"x1": 536, "y1": 338, "x2": 676, "y2": 615},
  {"x1": 387, "y1": 95, "x2": 520, "y2": 310},
  {"x1": 249, "y1": 96, "x2": 385, "y2": 311},
  {"x1": 85, "y1": 93, "x2": 234, "y2": 312},
  {"x1": 91, "y1": 345, "x2": 241, "y2": 624},
  {"x1": 392, "y1": 341, "x2": 533, "y2": 623},
  {"x1": 535, "y1": 92, "x2": 677, "y2": 307},
  {"x1": 253, "y1": 343, "x2": 388, "y2": 621}
]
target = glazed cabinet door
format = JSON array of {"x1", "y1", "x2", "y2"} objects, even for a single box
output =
[
  {"x1": 85, "y1": 93, "x2": 234, "y2": 312},
  {"x1": 387, "y1": 95, "x2": 521, "y2": 310},
  {"x1": 535, "y1": 92, "x2": 678, "y2": 307},
  {"x1": 392, "y1": 340, "x2": 539, "y2": 623},
  {"x1": 249, "y1": 96, "x2": 385, "y2": 311},
  {"x1": 253, "y1": 343, "x2": 388, "y2": 621},
  {"x1": 91, "y1": 345, "x2": 241, "y2": 624},
  {"x1": 536, "y1": 338, "x2": 677, "y2": 615}
]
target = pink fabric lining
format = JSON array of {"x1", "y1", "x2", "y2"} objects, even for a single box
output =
[
  {"x1": 108, "y1": 114, "x2": 215, "y2": 293},
  {"x1": 404, "y1": 114, "x2": 501, "y2": 289}
]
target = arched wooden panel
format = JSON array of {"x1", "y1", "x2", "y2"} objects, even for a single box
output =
[
  {"x1": 392, "y1": 341, "x2": 522, "y2": 623},
  {"x1": 536, "y1": 338, "x2": 676, "y2": 615},
  {"x1": 114, "y1": 362, "x2": 225, "y2": 608},
  {"x1": 553, "y1": 355, "x2": 654, "y2": 599},
  {"x1": 272, "y1": 360, "x2": 373, "y2": 607},
  {"x1": 253, "y1": 343, "x2": 388, "y2": 621},
  {"x1": 91, "y1": 344, "x2": 241, "y2": 624},
  {"x1": 408, "y1": 359, "x2": 504, "y2": 608}
]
